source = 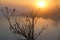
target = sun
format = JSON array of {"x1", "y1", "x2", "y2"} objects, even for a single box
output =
[
  {"x1": 38, "y1": 2, "x2": 45, "y2": 7},
  {"x1": 36, "y1": 1, "x2": 47, "y2": 8}
]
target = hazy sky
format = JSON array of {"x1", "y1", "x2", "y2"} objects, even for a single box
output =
[
  {"x1": 0, "y1": 0, "x2": 60, "y2": 6},
  {"x1": 0, "y1": 0, "x2": 60, "y2": 40}
]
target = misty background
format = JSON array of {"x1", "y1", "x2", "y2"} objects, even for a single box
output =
[{"x1": 0, "y1": 0, "x2": 60, "y2": 40}]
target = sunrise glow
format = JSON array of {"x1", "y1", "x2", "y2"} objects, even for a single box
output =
[{"x1": 36, "y1": 1, "x2": 48, "y2": 8}]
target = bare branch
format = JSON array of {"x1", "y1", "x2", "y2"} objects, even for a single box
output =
[
  {"x1": 34, "y1": 27, "x2": 46, "y2": 40},
  {"x1": 1, "y1": 7, "x2": 47, "y2": 40}
]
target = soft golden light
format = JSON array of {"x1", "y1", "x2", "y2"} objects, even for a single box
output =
[
  {"x1": 36, "y1": 1, "x2": 48, "y2": 8},
  {"x1": 38, "y1": 2, "x2": 45, "y2": 7}
]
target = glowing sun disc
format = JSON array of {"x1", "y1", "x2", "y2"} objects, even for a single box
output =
[{"x1": 37, "y1": 1, "x2": 46, "y2": 8}]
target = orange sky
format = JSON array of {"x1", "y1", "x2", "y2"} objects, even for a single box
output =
[
  {"x1": 0, "y1": 0, "x2": 60, "y2": 12},
  {"x1": 0, "y1": 0, "x2": 60, "y2": 6}
]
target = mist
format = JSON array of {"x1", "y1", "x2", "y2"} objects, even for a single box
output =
[{"x1": 0, "y1": 2, "x2": 60, "y2": 40}]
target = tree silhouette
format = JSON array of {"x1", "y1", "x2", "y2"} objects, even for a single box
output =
[{"x1": 1, "y1": 7, "x2": 47, "y2": 40}]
